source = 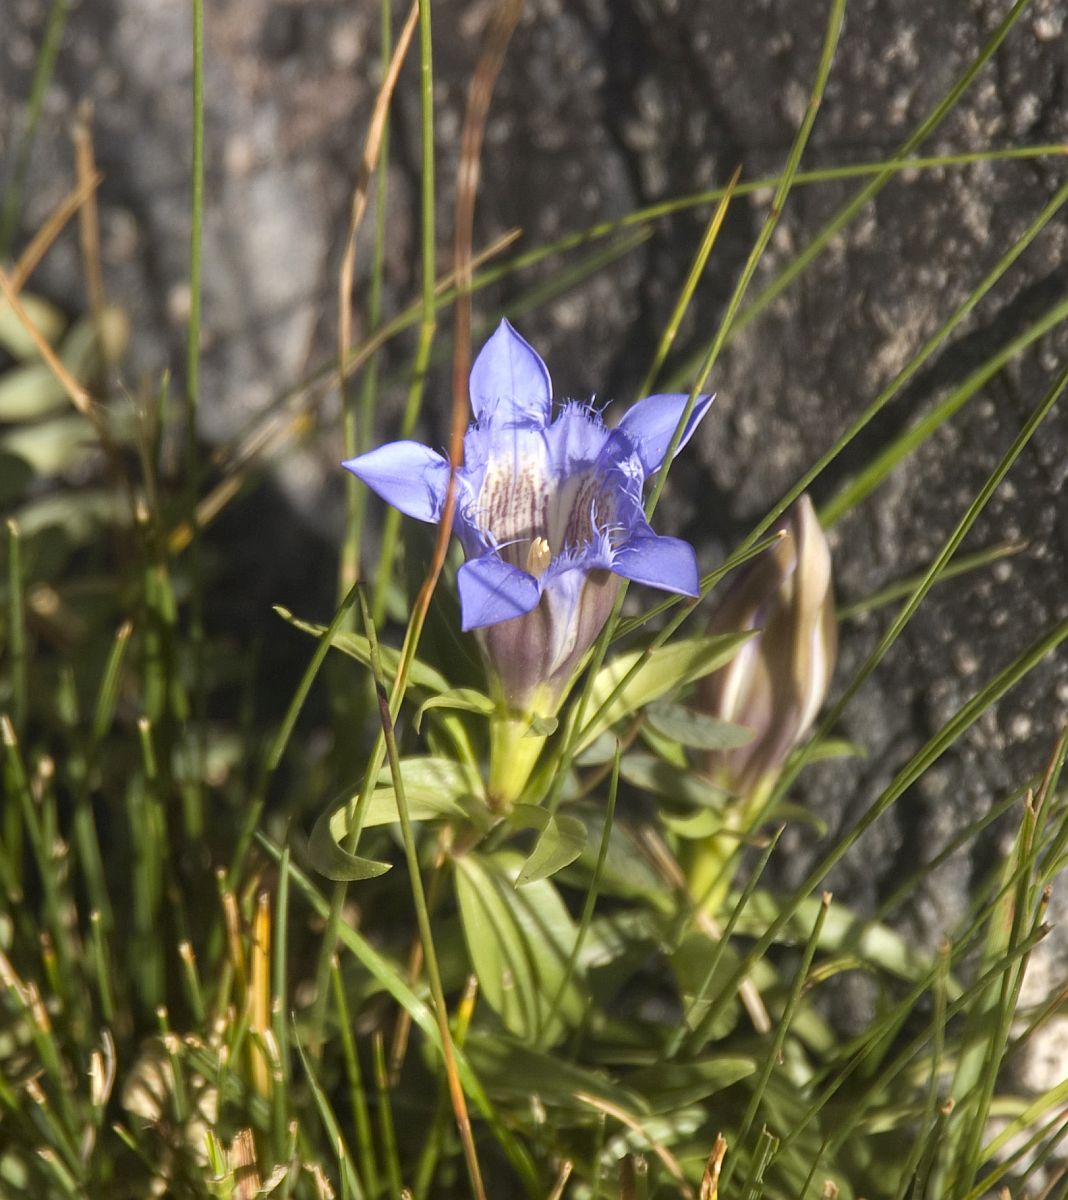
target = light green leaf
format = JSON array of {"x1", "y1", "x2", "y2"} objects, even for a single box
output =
[
  {"x1": 659, "y1": 808, "x2": 723, "y2": 840},
  {"x1": 333, "y1": 757, "x2": 488, "y2": 832},
  {"x1": 13, "y1": 489, "x2": 129, "y2": 540},
  {"x1": 733, "y1": 889, "x2": 947, "y2": 987},
  {"x1": 414, "y1": 686, "x2": 495, "y2": 732},
  {"x1": 646, "y1": 700, "x2": 756, "y2": 751},
  {"x1": 620, "y1": 754, "x2": 731, "y2": 810},
  {"x1": 455, "y1": 851, "x2": 584, "y2": 1044},
  {"x1": 309, "y1": 757, "x2": 490, "y2": 882},
  {"x1": 0, "y1": 292, "x2": 67, "y2": 359},
  {"x1": 787, "y1": 737, "x2": 866, "y2": 764},
  {"x1": 307, "y1": 810, "x2": 391, "y2": 881},
  {"x1": 527, "y1": 714, "x2": 558, "y2": 737},
  {"x1": 0, "y1": 363, "x2": 72, "y2": 422},
  {"x1": 510, "y1": 807, "x2": 587, "y2": 886},
  {"x1": 1, "y1": 415, "x2": 97, "y2": 475},
  {"x1": 580, "y1": 632, "x2": 754, "y2": 750},
  {"x1": 274, "y1": 608, "x2": 450, "y2": 693}
]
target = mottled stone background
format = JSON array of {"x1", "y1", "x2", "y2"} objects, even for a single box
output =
[{"x1": 3, "y1": 0, "x2": 1068, "y2": 1078}]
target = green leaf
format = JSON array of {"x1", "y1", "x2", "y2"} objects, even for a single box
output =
[
  {"x1": 274, "y1": 608, "x2": 450, "y2": 693},
  {"x1": 13, "y1": 489, "x2": 130, "y2": 541},
  {"x1": 308, "y1": 758, "x2": 490, "y2": 882},
  {"x1": 733, "y1": 889, "x2": 942, "y2": 985},
  {"x1": 527, "y1": 714, "x2": 558, "y2": 737},
  {"x1": 626, "y1": 1056, "x2": 757, "y2": 1112},
  {"x1": 580, "y1": 632, "x2": 753, "y2": 750},
  {"x1": 0, "y1": 292, "x2": 67, "y2": 359},
  {"x1": 509, "y1": 806, "x2": 587, "y2": 886},
  {"x1": 669, "y1": 929, "x2": 744, "y2": 1044},
  {"x1": 334, "y1": 757, "x2": 488, "y2": 832},
  {"x1": 464, "y1": 1030, "x2": 643, "y2": 1115},
  {"x1": 561, "y1": 806, "x2": 668, "y2": 904},
  {"x1": 413, "y1": 686, "x2": 495, "y2": 732},
  {"x1": 455, "y1": 851, "x2": 584, "y2": 1044},
  {"x1": 620, "y1": 754, "x2": 731, "y2": 810},
  {"x1": 645, "y1": 700, "x2": 756, "y2": 751},
  {"x1": 307, "y1": 810, "x2": 391, "y2": 881},
  {"x1": 0, "y1": 363, "x2": 72, "y2": 422},
  {"x1": 788, "y1": 737, "x2": 866, "y2": 764},
  {"x1": 659, "y1": 808, "x2": 723, "y2": 840},
  {"x1": 1, "y1": 415, "x2": 98, "y2": 475}
]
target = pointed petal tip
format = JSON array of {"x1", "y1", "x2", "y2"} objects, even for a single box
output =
[
  {"x1": 469, "y1": 319, "x2": 553, "y2": 427},
  {"x1": 457, "y1": 555, "x2": 542, "y2": 631},
  {"x1": 617, "y1": 390, "x2": 716, "y2": 474},
  {"x1": 613, "y1": 534, "x2": 700, "y2": 597},
  {"x1": 341, "y1": 440, "x2": 450, "y2": 523}
]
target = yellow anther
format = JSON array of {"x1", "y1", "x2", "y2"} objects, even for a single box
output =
[{"x1": 525, "y1": 536, "x2": 552, "y2": 578}]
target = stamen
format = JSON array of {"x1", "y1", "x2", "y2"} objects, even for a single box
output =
[{"x1": 526, "y1": 536, "x2": 552, "y2": 578}]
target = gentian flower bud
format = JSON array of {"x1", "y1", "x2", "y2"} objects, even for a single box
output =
[
  {"x1": 698, "y1": 494, "x2": 837, "y2": 796},
  {"x1": 343, "y1": 320, "x2": 714, "y2": 806}
]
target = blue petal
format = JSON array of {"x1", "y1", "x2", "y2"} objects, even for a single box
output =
[
  {"x1": 457, "y1": 555, "x2": 542, "y2": 631},
  {"x1": 544, "y1": 402, "x2": 610, "y2": 474},
  {"x1": 616, "y1": 392, "x2": 715, "y2": 475},
  {"x1": 342, "y1": 441, "x2": 450, "y2": 523},
  {"x1": 470, "y1": 320, "x2": 552, "y2": 427},
  {"x1": 613, "y1": 534, "x2": 700, "y2": 596}
]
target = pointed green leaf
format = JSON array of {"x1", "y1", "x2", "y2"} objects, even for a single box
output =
[
  {"x1": 413, "y1": 686, "x2": 495, "y2": 731},
  {"x1": 620, "y1": 754, "x2": 732, "y2": 810},
  {"x1": 307, "y1": 808, "x2": 391, "y2": 881},
  {"x1": 581, "y1": 632, "x2": 754, "y2": 749},
  {"x1": 455, "y1": 851, "x2": 584, "y2": 1044},
  {"x1": 516, "y1": 812, "x2": 586, "y2": 886},
  {"x1": 330, "y1": 757, "x2": 489, "y2": 833},
  {"x1": 274, "y1": 608, "x2": 450, "y2": 693},
  {"x1": 646, "y1": 700, "x2": 756, "y2": 751}
]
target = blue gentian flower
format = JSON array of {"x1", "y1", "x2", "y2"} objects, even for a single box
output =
[{"x1": 343, "y1": 320, "x2": 712, "y2": 715}]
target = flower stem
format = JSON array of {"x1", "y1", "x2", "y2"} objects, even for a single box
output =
[{"x1": 488, "y1": 714, "x2": 547, "y2": 812}]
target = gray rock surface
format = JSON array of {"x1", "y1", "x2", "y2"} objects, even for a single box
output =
[{"x1": 4, "y1": 0, "x2": 1067, "y2": 1075}]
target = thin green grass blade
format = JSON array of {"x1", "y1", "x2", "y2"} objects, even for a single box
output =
[
  {"x1": 892, "y1": 944, "x2": 950, "y2": 1200},
  {"x1": 710, "y1": 613, "x2": 1068, "y2": 1064},
  {"x1": 675, "y1": 827, "x2": 785, "y2": 1058},
  {"x1": 647, "y1": 0, "x2": 847, "y2": 520},
  {"x1": 821, "y1": 292, "x2": 1068, "y2": 526},
  {"x1": 724, "y1": 893, "x2": 831, "y2": 1195},
  {"x1": 271, "y1": 839, "x2": 293, "y2": 1164},
  {"x1": 0, "y1": 0, "x2": 70, "y2": 255},
  {"x1": 540, "y1": 745, "x2": 620, "y2": 1040},
  {"x1": 765, "y1": 359, "x2": 1068, "y2": 838},
  {"x1": 330, "y1": 957, "x2": 379, "y2": 1200},
  {"x1": 229, "y1": 582, "x2": 360, "y2": 885},
  {"x1": 182, "y1": 0, "x2": 206, "y2": 847},
  {"x1": 258, "y1": 835, "x2": 541, "y2": 1193},
  {"x1": 4, "y1": 520, "x2": 27, "y2": 738},
  {"x1": 373, "y1": 1031, "x2": 404, "y2": 1198},
  {"x1": 341, "y1": 0, "x2": 393, "y2": 605},
  {"x1": 837, "y1": 540, "x2": 1025, "y2": 621},
  {"x1": 640, "y1": 178, "x2": 738, "y2": 401},
  {"x1": 664, "y1": 0, "x2": 1038, "y2": 388},
  {"x1": 294, "y1": 1024, "x2": 365, "y2": 1200}
]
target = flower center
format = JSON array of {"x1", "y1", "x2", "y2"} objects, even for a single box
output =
[{"x1": 476, "y1": 449, "x2": 616, "y2": 575}]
